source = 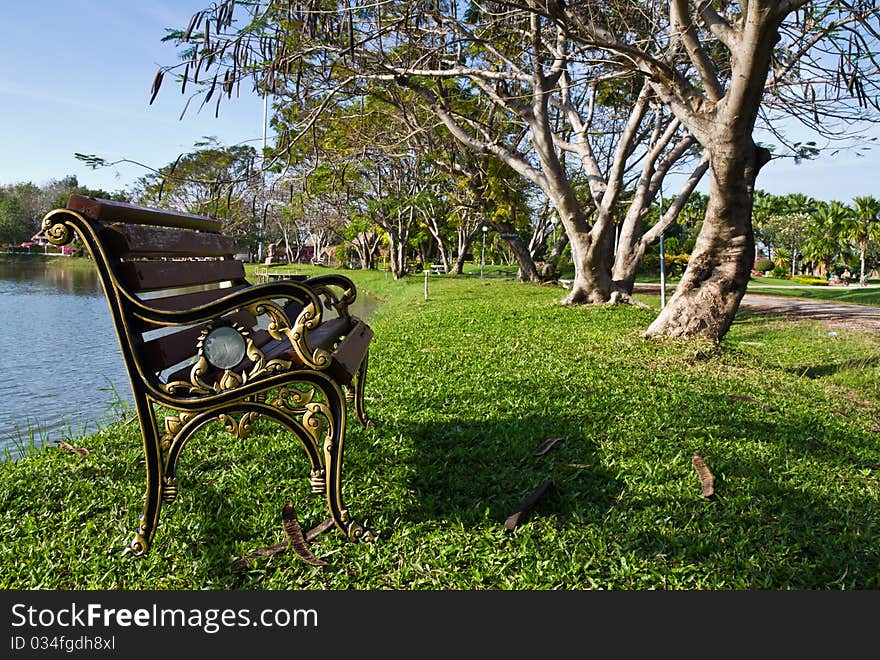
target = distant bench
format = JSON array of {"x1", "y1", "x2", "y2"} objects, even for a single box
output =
[{"x1": 42, "y1": 195, "x2": 376, "y2": 556}]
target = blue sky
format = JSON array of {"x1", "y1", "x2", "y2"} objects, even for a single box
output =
[
  {"x1": 1, "y1": 1, "x2": 878, "y2": 203},
  {"x1": 0, "y1": 1, "x2": 266, "y2": 194}
]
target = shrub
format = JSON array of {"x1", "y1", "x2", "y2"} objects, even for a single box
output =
[
  {"x1": 754, "y1": 259, "x2": 774, "y2": 273},
  {"x1": 770, "y1": 264, "x2": 790, "y2": 279},
  {"x1": 791, "y1": 275, "x2": 828, "y2": 286}
]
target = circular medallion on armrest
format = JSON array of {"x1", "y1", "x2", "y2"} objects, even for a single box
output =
[{"x1": 203, "y1": 326, "x2": 247, "y2": 370}]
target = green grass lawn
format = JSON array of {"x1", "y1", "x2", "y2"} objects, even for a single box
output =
[{"x1": 2, "y1": 268, "x2": 878, "y2": 589}]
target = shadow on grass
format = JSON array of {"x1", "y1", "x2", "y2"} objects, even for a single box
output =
[
  {"x1": 783, "y1": 356, "x2": 880, "y2": 379},
  {"x1": 360, "y1": 380, "x2": 880, "y2": 588},
  {"x1": 56, "y1": 387, "x2": 876, "y2": 588},
  {"x1": 383, "y1": 417, "x2": 621, "y2": 530}
]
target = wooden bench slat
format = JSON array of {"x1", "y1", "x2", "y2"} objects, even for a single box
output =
[
  {"x1": 130, "y1": 284, "x2": 250, "y2": 333},
  {"x1": 327, "y1": 320, "x2": 373, "y2": 384},
  {"x1": 140, "y1": 284, "x2": 250, "y2": 312},
  {"x1": 116, "y1": 259, "x2": 246, "y2": 292},
  {"x1": 102, "y1": 224, "x2": 236, "y2": 258},
  {"x1": 68, "y1": 194, "x2": 223, "y2": 232}
]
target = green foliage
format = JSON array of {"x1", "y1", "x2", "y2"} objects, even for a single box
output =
[
  {"x1": 2, "y1": 272, "x2": 878, "y2": 589},
  {"x1": 0, "y1": 190, "x2": 29, "y2": 244},
  {"x1": 753, "y1": 259, "x2": 774, "y2": 273},
  {"x1": 790, "y1": 276, "x2": 828, "y2": 286},
  {"x1": 0, "y1": 176, "x2": 127, "y2": 244},
  {"x1": 770, "y1": 264, "x2": 790, "y2": 279}
]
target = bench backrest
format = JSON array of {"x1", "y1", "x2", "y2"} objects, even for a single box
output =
[{"x1": 66, "y1": 194, "x2": 254, "y2": 381}]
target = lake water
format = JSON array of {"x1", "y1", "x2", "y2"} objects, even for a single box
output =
[{"x1": 0, "y1": 258, "x2": 377, "y2": 460}]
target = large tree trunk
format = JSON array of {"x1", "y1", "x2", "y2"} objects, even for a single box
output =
[
  {"x1": 561, "y1": 219, "x2": 614, "y2": 304},
  {"x1": 645, "y1": 144, "x2": 770, "y2": 340}
]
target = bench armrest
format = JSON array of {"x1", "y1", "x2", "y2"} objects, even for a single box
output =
[
  {"x1": 303, "y1": 274, "x2": 360, "y2": 320},
  {"x1": 126, "y1": 279, "x2": 334, "y2": 372}
]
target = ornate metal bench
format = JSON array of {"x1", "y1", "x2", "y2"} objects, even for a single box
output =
[{"x1": 42, "y1": 195, "x2": 377, "y2": 556}]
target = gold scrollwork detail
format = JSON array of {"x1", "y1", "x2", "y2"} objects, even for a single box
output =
[
  {"x1": 252, "y1": 300, "x2": 331, "y2": 371},
  {"x1": 269, "y1": 388, "x2": 331, "y2": 445},
  {"x1": 304, "y1": 402, "x2": 331, "y2": 445},
  {"x1": 310, "y1": 469, "x2": 326, "y2": 494},
  {"x1": 161, "y1": 412, "x2": 195, "y2": 452},
  {"x1": 274, "y1": 386, "x2": 316, "y2": 409},
  {"x1": 348, "y1": 521, "x2": 378, "y2": 543},
  {"x1": 218, "y1": 411, "x2": 259, "y2": 439},
  {"x1": 42, "y1": 219, "x2": 72, "y2": 245},
  {"x1": 163, "y1": 322, "x2": 294, "y2": 396}
]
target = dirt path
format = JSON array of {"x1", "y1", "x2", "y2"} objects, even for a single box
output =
[
  {"x1": 738, "y1": 293, "x2": 880, "y2": 333},
  {"x1": 633, "y1": 284, "x2": 880, "y2": 333}
]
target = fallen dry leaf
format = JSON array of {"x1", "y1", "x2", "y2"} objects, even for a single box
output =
[{"x1": 691, "y1": 454, "x2": 715, "y2": 498}]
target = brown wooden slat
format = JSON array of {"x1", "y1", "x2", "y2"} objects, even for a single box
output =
[
  {"x1": 116, "y1": 259, "x2": 245, "y2": 292},
  {"x1": 68, "y1": 194, "x2": 222, "y2": 232},
  {"x1": 140, "y1": 310, "x2": 257, "y2": 372},
  {"x1": 130, "y1": 285, "x2": 250, "y2": 333},
  {"x1": 101, "y1": 224, "x2": 236, "y2": 258},
  {"x1": 142, "y1": 284, "x2": 250, "y2": 312},
  {"x1": 327, "y1": 321, "x2": 373, "y2": 384}
]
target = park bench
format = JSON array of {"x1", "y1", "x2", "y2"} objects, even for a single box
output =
[{"x1": 41, "y1": 195, "x2": 377, "y2": 556}]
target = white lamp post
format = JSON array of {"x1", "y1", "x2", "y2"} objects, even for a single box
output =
[
  {"x1": 480, "y1": 226, "x2": 488, "y2": 279},
  {"x1": 659, "y1": 192, "x2": 666, "y2": 309}
]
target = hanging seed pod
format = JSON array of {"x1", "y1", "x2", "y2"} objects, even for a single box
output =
[
  {"x1": 149, "y1": 68, "x2": 164, "y2": 104},
  {"x1": 205, "y1": 72, "x2": 218, "y2": 103},
  {"x1": 178, "y1": 96, "x2": 193, "y2": 120},
  {"x1": 182, "y1": 11, "x2": 201, "y2": 41}
]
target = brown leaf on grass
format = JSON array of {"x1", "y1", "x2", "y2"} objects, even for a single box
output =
[
  {"x1": 282, "y1": 503, "x2": 328, "y2": 567},
  {"x1": 504, "y1": 480, "x2": 552, "y2": 532},
  {"x1": 533, "y1": 436, "x2": 563, "y2": 457},
  {"x1": 305, "y1": 518, "x2": 335, "y2": 542},
  {"x1": 691, "y1": 454, "x2": 715, "y2": 498},
  {"x1": 830, "y1": 408, "x2": 851, "y2": 419},
  {"x1": 230, "y1": 543, "x2": 288, "y2": 572},
  {"x1": 230, "y1": 506, "x2": 329, "y2": 572},
  {"x1": 869, "y1": 421, "x2": 880, "y2": 433},
  {"x1": 58, "y1": 441, "x2": 89, "y2": 457}
]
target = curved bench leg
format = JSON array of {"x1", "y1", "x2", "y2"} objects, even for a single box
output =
[
  {"x1": 322, "y1": 380, "x2": 378, "y2": 542},
  {"x1": 124, "y1": 397, "x2": 165, "y2": 556},
  {"x1": 351, "y1": 352, "x2": 374, "y2": 429}
]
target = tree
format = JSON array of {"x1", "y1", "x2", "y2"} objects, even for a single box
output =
[
  {"x1": 844, "y1": 195, "x2": 880, "y2": 282},
  {"x1": 155, "y1": 1, "x2": 700, "y2": 303},
  {"x1": 0, "y1": 176, "x2": 127, "y2": 244},
  {"x1": 0, "y1": 190, "x2": 29, "y2": 244},
  {"x1": 752, "y1": 192, "x2": 817, "y2": 275},
  {"x1": 556, "y1": 0, "x2": 880, "y2": 339},
  {"x1": 154, "y1": 1, "x2": 880, "y2": 341},
  {"x1": 801, "y1": 200, "x2": 847, "y2": 277},
  {"x1": 127, "y1": 139, "x2": 262, "y2": 255}
]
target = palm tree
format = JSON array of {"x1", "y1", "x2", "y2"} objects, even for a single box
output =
[
  {"x1": 802, "y1": 201, "x2": 847, "y2": 278},
  {"x1": 844, "y1": 196, "x2": 880, "y2": 282}
]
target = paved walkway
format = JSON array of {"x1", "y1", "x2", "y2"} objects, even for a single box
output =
[
  {"x1": 633, "y1": 284, "x2": 880, "y2": 333},
  {"x1": 738, "y1": 293, "x2": 880, "y2": 333}
]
